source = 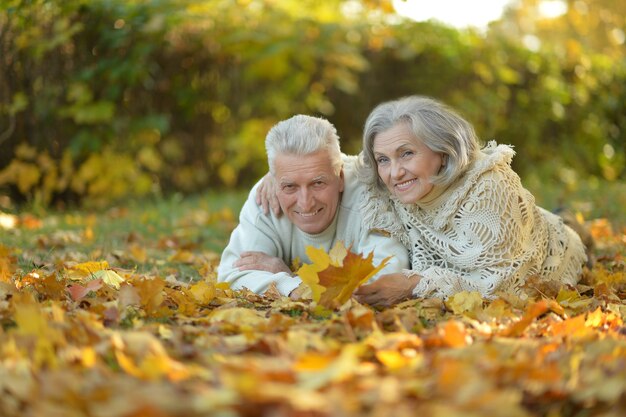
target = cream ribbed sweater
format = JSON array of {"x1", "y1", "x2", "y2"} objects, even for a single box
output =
[{"x1": 361, "y1": 142, "x2": 587, "y2": 299}]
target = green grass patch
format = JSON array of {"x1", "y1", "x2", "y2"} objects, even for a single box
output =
[{"x1": 2, "y1": 190, "x2": 248, "y2": 281}]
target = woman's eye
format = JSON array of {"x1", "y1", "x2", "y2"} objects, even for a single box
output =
[{"x1": 376, "y1": 157, "x2": 388, "y2": 164}]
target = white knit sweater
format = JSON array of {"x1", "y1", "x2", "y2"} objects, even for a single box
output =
[
  {"x1": 218, "y1": 157, "x2": 410, "y2": 296},
  {"x1": 361, "y1": 142, "x2": 587, "y2": 299}
]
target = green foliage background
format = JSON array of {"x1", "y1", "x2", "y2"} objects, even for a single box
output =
[{"x1": 0, "y1": 0, "x2": 624, "y2": 208}]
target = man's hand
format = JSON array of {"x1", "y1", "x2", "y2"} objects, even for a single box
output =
[
  {"x1": 288, "y1": 283, "x2": 312, "y2": 300},
  {"x1": 255, "y1": 173, "x2": 282, "y2": 216},
  {"x1": 234, "y1": 251, "x2": 292, "y2": 274},
  {"x1": 353, "y1": 273, "x2": 420, "y2": 308}
]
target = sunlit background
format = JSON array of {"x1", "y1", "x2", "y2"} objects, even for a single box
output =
[{"x1": 392, "y1": 0, "x2": 517, "y2": 28}]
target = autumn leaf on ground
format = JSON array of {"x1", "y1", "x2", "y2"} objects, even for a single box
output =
[
  {"x1": 66, "y1": 260, "x2": 110, "y2": 280},
  {"x1": 297, "y1": 242, "x2": 390, "y2": 309},
  {"x1": 0, "y1": 245, "x2": 17, "y2": 282},
  {"x1": 188, "y1": 280, "x2": 216, "y2": 305},
  {"x1": 445, "y1": 290, "x2": 484, "y2": 316},
  {"x1": 67, "y1": 278, "x2": 103, "y2": 302},
  {"x1": 65, "y1": 260, "x2": 125, "y2": 288},
  {"x1": 500, "y1": 299, "x2": 564, "y2": 337},
  {"x1": 93, "y1": 269, "x2": 125, "y2": 289}
]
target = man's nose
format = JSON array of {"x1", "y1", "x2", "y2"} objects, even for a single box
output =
[{"x1": 297, "y1": 189, "x2": 315, "y2": 211}]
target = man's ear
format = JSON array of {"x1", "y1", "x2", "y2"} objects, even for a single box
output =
[{"x1": 339, "y1": 168, "x2": 344, "y2": 193}]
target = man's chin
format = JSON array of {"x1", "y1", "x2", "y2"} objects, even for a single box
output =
[
  {"x1": 295, "y1": 220, "x2": 330, "y2": 235},
  {"x1": 298, "y1": 225, "x2": 323, "y2": 234}
]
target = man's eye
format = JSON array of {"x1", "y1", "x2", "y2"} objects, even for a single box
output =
[
  {"x1": 402, "y1": 151, "x2": 414, "y2": 158},
  {"x1": 282, "y1": 185, "x2": 296, "y2": 192}
]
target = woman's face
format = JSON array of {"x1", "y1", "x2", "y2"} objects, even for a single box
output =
[{"x1": 373, "y1": 122, "x2": 443, "y2": 204}]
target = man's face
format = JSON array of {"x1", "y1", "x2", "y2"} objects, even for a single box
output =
[{"x1": 274, "y1": 150, "x2": 344, "y2": 234}]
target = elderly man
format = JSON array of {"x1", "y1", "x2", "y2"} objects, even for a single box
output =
[{"x1": 217, "y1": 115, "x2": 409, "y2": 297}]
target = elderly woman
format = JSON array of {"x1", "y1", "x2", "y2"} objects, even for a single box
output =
[{"x1": 353, "y1": 95, "x2": 587, "y2": 306}]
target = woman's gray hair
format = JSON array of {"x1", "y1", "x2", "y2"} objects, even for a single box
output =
[
  {"x1": 266, "y1": 114, "x2": 343, "y2": 175},
  {"x1": 358, "y1": 95, "x2": 481, "y2": 191}
]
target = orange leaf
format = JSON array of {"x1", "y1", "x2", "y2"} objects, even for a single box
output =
[
  {"x1": 500, "y1": 299, "x2": 563, "y2": 337},
  {"x1": 440, "y1": 320, "x2": 471, "y2": 348},
  {"x1": 298, "y1": 242, "x2": 390, "y2": 309},
  {"x1": 318, "y1": 250, "x2": 390, "y2": 309},
  {"x1": 549, "y1": 314, "x2": 591, "y2": 338}
]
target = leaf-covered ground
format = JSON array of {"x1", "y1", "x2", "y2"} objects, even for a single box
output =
[{"x1": 1, "y1": 193, "x2": 626, "y2": 417}]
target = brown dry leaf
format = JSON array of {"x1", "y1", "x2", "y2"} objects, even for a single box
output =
[{"x1": 132, "y1": 277, "x2": 167, "y2": 317}]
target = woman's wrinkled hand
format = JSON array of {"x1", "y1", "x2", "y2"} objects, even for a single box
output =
[
  {"x1": 354, "y1": 273, "x2": 420, "y2": 308},
  {"x1": 255, "y1": 173, "x2": 282, "y2": 216},
  {"x1": 234, "y1": 251, "x2": 292, "y2": 274}
]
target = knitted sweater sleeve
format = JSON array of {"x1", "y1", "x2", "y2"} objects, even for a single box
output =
[
  {"x1": 408, "y1": 168, "x2": 541, "y2": 300},
  {"x1": 217, "y1": 186, "x2": 301, "y2": 296}
]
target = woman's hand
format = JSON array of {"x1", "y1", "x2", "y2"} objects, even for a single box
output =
[
  {"x1": 354, "y1": 273, "x2": 420, "y2": 308},
  {"x1": 255, "y1": 173, "x2": 282, "y2": 216},
  {"x1": 234, "y1": 251, "x2": 292, "y2": 274}
]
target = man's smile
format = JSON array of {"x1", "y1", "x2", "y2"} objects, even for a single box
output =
[{"x1": 295, "y1": 207, "x2": 323, "y2": 217}]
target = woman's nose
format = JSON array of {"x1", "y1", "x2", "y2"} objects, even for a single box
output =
[{"x1": 391, "y1": 160, "x2": 405, "y2": 178}]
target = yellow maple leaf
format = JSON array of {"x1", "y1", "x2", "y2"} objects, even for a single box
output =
[
  {"x1": 188, "y1": 280, "x2": 216, "y2": 305},
  {"x1": 298, "y1": 241, "x2": 390, "y2": 309},
  {"x1": 445, "y1": 291, "x2": 484, "y2": 316},
  {"x1": 67, "y1": 260, "x2": 110, "y2": 280},
  {"x1": 92, "y1": 269, "x2": 125, "y2": 289}
]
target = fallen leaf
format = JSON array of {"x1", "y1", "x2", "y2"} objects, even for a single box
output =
[
  {"x1": 298, "y1": 242, "x2": 390, "y2": 309},
  {"x1": 445, "y1": 290, "x2": 484, "y2": 316},
  {"x1": 67, "y1": 278, "x2": 104, "y2": 302},
  {"x1": 93, "y1": 269, "x2": 125, "y2": 289}
]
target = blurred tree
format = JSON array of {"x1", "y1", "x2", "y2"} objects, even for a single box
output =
[
  {"x1": 0, "y1": 0, "x2": 623, "y2": 207},
  {"x1": 491, "y1": 0, "x2": 625, "y2": 181}
]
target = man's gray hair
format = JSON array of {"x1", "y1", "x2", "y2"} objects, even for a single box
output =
[
  {"x1": 359, "y1": 95, "x2": 481, "y2": 191},
  {"x1": 266, "y1": 114, "x2": 343, "y2": 175}
]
